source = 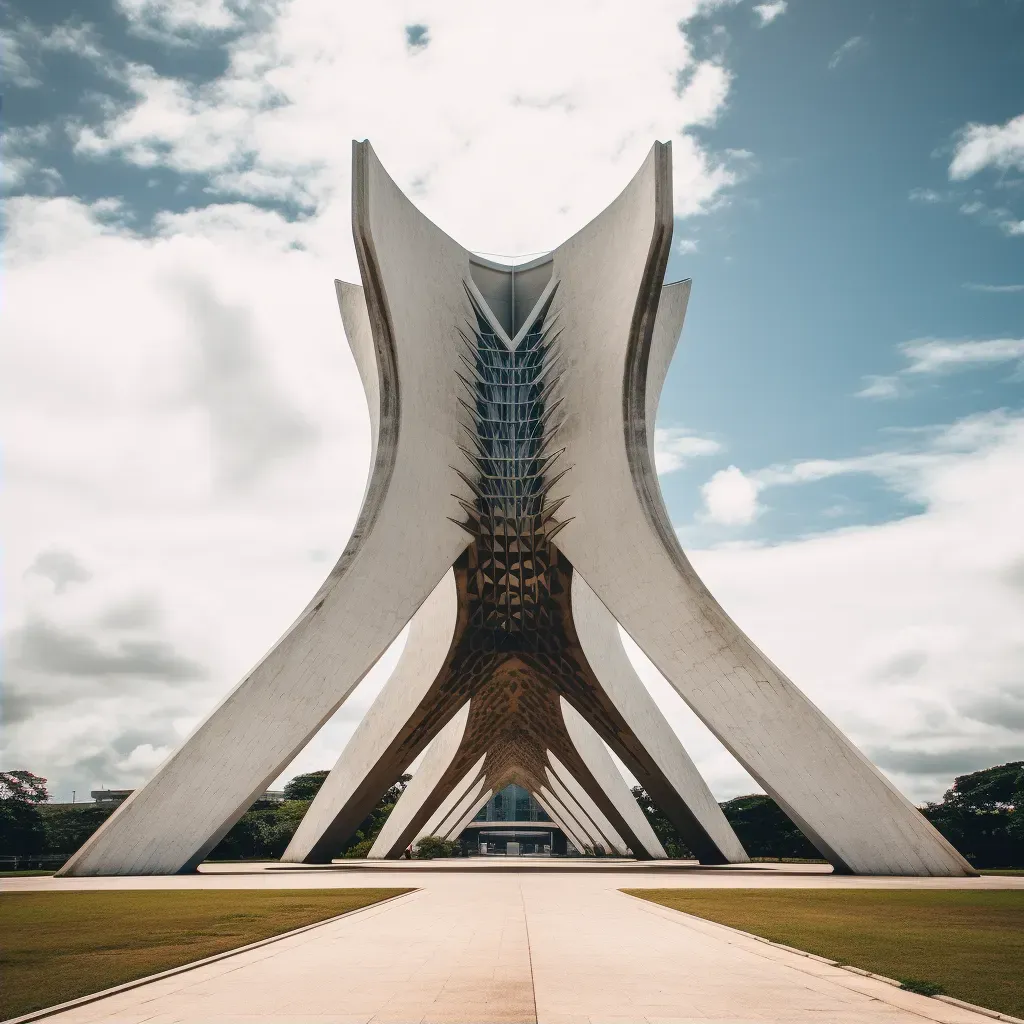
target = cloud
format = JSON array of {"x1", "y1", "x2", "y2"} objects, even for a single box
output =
[
  {"x1": 900, "y1": 337, "x2": 1024, "y2": 375},
  {"x1": 752, "y1": 2, "x2": 786, "y2": 26},
  {"x1": 868, "y1": 746, "x2": 1024, "y2": 778},
  {"x1": 959, "y1": 685, "x2": 1024, "y2": 731},
  {"x1": 117, "y1": 0, "x2": 246, "y2": 41},
  {"x1": 908, "y1": 187, "x2": 944, "y2": 204},
  {"x1": 26, "y1": 549, "x2": 93, "y2": 593},
  {"x1": 828, "y1": 35, "x2": 865, "y2": 70},
  {"x1": 1, "y1": 125, "x2": 59, "y2": 192},
  {"x1": 641, "y1": 409, "x2": 1024, "y2": 802},
  {"x1": 676, "y1": 238, "x2": 699, "y2": 255},
  {"x1": 10, "y1": 617, "x2": 206, "y2": 681},
  {"x1": 175, "y1": 276, "x2": 319, "y2": 488},
  {"x1": 0, "y1": 26, "x2": 41, "y2": 87},
  {"x1": 964, "y1": 282, "x2": 1024, "y2": 293},
  {"x1": 69, "y1": 1, "x2": 741, "y2": 252},
  {"x1": 700, "y1": 465, "x2": 761, "y2": 524},
  {"x1": 855, "y1": 374, "x2": 903, "y2": 400},
  {"x1": 855, "y1": 337, "x2": 1024, "y2": 398},
  {"x1": 949, "y1": 111, "x2": 1024, "y2": 181},
  {"x1": 654, "y1": 428, "x2": 720, "y2": 474}
]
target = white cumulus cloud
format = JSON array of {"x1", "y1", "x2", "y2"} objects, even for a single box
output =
[
  {"x1": 949, "y1": 111, "x2": 1024, "y2": 180},
  {"x1": 753, "y1": 1, "x2": 787, "y2": 26},
  {"x1": 654, "y1": 428, "x2": 721, "y2": 474},
  {"x1": 700, "y1": 465, "x2": 762, "y2": 524}
]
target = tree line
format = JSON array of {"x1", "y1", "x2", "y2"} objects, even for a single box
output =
[
  {"x1": 2, "y1": 761, "x2": 1021, "y2": 868},
  {"x1": 632, "y1": 760, "x2": 1024, "y2": 868}
]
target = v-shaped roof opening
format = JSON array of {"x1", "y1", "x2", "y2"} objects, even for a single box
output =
[{"x1": 469, "y1": 253, "x2": 553, "y2": 339}]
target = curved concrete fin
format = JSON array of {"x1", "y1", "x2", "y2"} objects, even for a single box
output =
[
  {"x1": 57, "y1": 140, "x2": 475, "y2": 877},
  {"x1": 283, "y1": 569, "x2": 460, "y2": 863},
  {"x1": 645, "y1": 279, "x2": 691, "y2": 453},
  {"x1": 536, "y1": 788, "x2": 590, "y2": 855},
  {"x1": 430, "y1": 777, "x2": 487, "y2": 841},
  {"x1": 415, "y1": 763, "x2": 481, "y2": 844},
  {"x1": 542, "y1": 772, "x2": 609, "y2": 851},
  {"x1": 569, "y1": 574, "x2": 745, "y2": 863},
  {"x1": 556, "y1": 702, "x2": 668, "y2": 859},
  {"x1": 443, "y1": 790, "x2": 493, "y2": 842},
  {"x1": 546, "y1": 758, "x2": 627, "y2": 855},
  {"x1": 369, "y1": 719, "x2": 481, "y2": 858},
  {"x1": 548, "y1": 140, "x2": 975, "y2": 877}
]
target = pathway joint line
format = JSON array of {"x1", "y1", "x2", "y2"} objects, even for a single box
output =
[
  {"x1": 0, "y1": 888, "x2": 420, "y2": 1024},
  {"x1": 617, "y1": 889, "x2": 1020, "y2": 1024},
  {"x1": 517, "y1": 872, "x2": 540, "y2": 1024}
]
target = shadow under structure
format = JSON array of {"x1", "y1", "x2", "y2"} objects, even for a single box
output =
[{"x1": 58, "y1": 140, "x2": 974, "y2": 878}]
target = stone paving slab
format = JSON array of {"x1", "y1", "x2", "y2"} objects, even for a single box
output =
[{"x1": 5, "y1": 862, "x2": 1020, "y2": 1023}]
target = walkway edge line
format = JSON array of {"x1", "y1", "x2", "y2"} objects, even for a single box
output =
[
  {"x1": 2, "y1": 888, "x2": 420, "y2": 1024},
  {"x1": 617, "y1": 890, "x2": 1024, "y2": 1024}
]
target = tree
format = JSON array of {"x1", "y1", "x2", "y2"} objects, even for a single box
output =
[
  {"x1": 922, "y1": 761, "x2": 1023, "y2": 868},
  {"x1": 0, "y1": 771, "x2": 50, "y2": 857},
  {"x1": 0, "y1": 771, "x2": 50, "y2": 804},
  {"x1": 341, "y1": 774, "x2": 412, "y2": 857},
  {"x1": 283, "y1": 770, "x2": 330, "y2": 801},
  {"x1": 630, "y1": 786, "x2": 694, "y2": 858},
  {"x1": 719, "y1": 795, "x2": 820, "y2": 860},
  {"x1": 631, "y1": 786, "x2": 821, "y2": 862}
]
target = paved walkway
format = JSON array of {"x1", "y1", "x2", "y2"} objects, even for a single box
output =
[{"x1": 7, "y1": 861, "x2": 1023, "y2": 1024}]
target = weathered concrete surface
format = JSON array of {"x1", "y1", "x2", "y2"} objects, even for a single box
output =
[
  {"x1": 57, "y1": 142, "x2": 474, "y2": 877},
  {"x1": 283, "y1": 570, "x2": 461, "y2": 863},
  {"x1": 559, "y1": 699, "x2": 668, "y2": 859},
  {"x1": 18, "y1": 863, "x2": 1019, "y2": 1024},
  {"x1": 60, "y1": 139, "x2": 972, "y2": 881},
  {"x1": 548, "y1": 142, "x2": 974, "y2": 877}
]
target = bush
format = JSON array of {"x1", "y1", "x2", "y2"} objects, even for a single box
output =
[{"x1": 414, "y1": 835, "x2": 459, "y2": 859}]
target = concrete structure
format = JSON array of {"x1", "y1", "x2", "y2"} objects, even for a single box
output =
[{"x1": 59, "y1": 140, "x2": 973, "y2": 878}]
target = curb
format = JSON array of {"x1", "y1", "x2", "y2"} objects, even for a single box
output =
[
  {"x1": 618, "y1": 891, "x2": 1024, "y2": 1024},
  {"x1": 2, "y1": 888, "x2": 419, "y2": 1024}
]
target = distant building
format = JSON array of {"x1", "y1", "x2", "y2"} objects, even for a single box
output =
[
  {"x1": 88, "y1": 788, "x2": 285, "y2": 807},
  {"x1": 91, "y1": 790, "x2": 133, "y2": 805}
]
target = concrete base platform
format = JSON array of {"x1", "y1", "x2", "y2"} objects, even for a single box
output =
[{"x1": 7, "y1": 861, "x2": 1022, "y2": 1024}]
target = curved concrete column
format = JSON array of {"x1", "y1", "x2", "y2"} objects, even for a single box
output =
[
  {"x1": 283, "y1": 570, "x2": 460, "y2": 863},
  {"x1": 414, "y1": 761, "x2": 482, "y2": 844},
  {"x1": 58, "y1": 142, "x2": 475, "y2": 877},
  {"x1": 439, "y1": 787, "x2": 492, "y2": 842},
  {"x1": 558, "y1": 699, "x2": 668, "y2": 859},
  {"x1": 569, "y1": 577, "x2": 743, "y2": 862},
  {"x1": 548, "y1": 142, "x2": 974, "y2": 877},
  {"x1": 543, "y1": 776, "x2": 611, "y2": 853},
  {"x1": 368, "y1": 712, "x2": 478, "y2": 859},
  {"x1": 425, "y1": 777, "x2": 487, "y2": 843},
  {"x1": 546, "y1": 760, "x2": 627, "y2": 856},
  {"x1": 536, "y1": 789, "x2": 590, "y2": 855}
]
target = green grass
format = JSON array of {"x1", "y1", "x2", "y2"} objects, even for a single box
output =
[
  {"x1": 0, "y1": 869, "x2": 55, "y2": 877},
  {"x1": 980, "y1": 868, "x2": 1024, "y2": 876},
  {"x1": 0, "y1": 887, "x2": 410, "y2": 1020},
  {"x1": 624, "y1": 888, "x2": 1024, "y2": 1020}
]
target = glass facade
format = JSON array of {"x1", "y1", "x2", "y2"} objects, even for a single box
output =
[{"x1": 473, "y1": 784, "x2": 551, "y2": 823}]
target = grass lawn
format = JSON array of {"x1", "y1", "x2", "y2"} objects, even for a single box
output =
[
  {"x1": 0, "y1": 887, "x2": 410, "y2": 1020},
  {"x1": 624, "y1": 888, "x2": 1024, "y2": 1020},
  {"x1": 0, "y1": 869, "x2": 55, "y2": 877}
]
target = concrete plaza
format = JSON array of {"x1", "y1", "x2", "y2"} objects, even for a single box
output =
[{"x1": 7, "y1": 860, "x2": 1023, "y2": 1024}]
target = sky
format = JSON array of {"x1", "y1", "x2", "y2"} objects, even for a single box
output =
[{"x1": 2, "y1": 0, "x2": 1023, "y2": 808}]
